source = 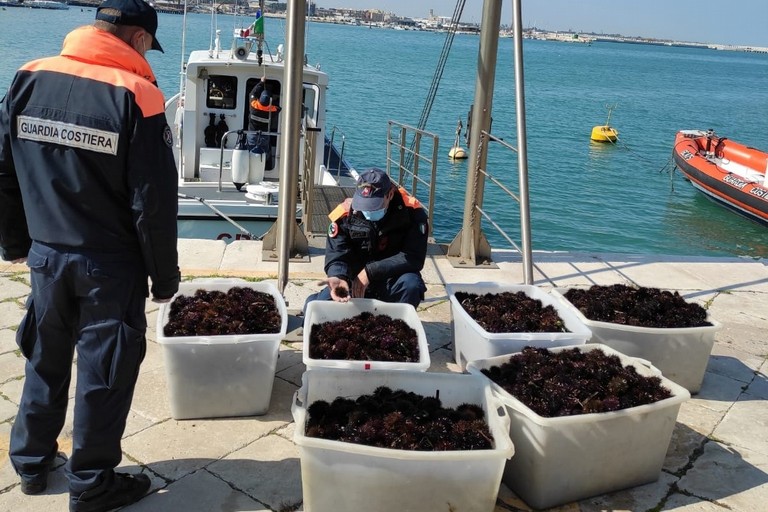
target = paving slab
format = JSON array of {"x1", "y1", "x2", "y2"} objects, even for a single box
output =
[
  {"x1": 0, "y1": 277, "x2": 29, "y2": 301},
  {"x1": 713, "y1": 396, "x2": 768, "y2": 455},
  {"x1": 677, "y1": 442, "x2": 768, "y2": 509},
  {"x1": 129, "y1": 468, "x2": 270, "y2": 512},
  {"x1": 0, "y1": 328, "x2": 17, "y2": 356},
  {"x1": 208, "y1": 433, "x2": 303, "y2": 511}
]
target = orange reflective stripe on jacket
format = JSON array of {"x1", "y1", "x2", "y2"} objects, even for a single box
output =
[
  {"x1": 397, "y1": 187, "x2": 422, "y2": 209},
  {"x1": 327, "y1": 188, "x2": 421, "y2": 222},
  {"x1": 328, "y1": 198, "x2": 353, "y2": 221},
  {"x1": 250, "y1": 100, "x2": 279, "y2": 112}
]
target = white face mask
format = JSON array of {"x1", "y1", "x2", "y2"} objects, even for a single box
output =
[{"x1": 361, "y1": 207, "x2": 387, "y2": 222}]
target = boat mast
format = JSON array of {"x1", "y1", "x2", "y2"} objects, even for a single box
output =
[
  {"x1": 272, "y1": 0, "x2": 310, "y2": 295},
  {"x1": 447, "y1": 0, "x2": 502, "y2": 266},
  {"x1": 257, "y1": 0, "x2": 265, "y2": 66}
]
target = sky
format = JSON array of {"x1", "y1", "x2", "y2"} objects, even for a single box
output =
[{"x1": 324, "y1": 1, "x2": 768, "y2": 47}]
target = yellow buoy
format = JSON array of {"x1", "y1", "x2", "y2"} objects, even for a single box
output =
[
  {"x1": 590, "y1": 125, "x2": 619, "y2": 143},
  {"x1": 590, "y1": 103, "x2": 619, "y2": 143}
]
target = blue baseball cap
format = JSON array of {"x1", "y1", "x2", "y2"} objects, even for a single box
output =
[
  {"x1": 96, "y1": 0, "x2": 164, "y2": 53},
  {"x1": 351, "y1": 168, "x2": 393, "y2": 211}
]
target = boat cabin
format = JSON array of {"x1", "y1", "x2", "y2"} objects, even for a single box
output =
[{"x1": 170, "y1": 35, "x2": 330, "y2": 186}]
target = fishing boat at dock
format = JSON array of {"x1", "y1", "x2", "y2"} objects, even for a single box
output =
[
  {"x1": 673, "y1": 129, "x2": 768, "y2": 227},
  {"x1": 164, "y1": 7, "x2": 358, "y2": 243}
]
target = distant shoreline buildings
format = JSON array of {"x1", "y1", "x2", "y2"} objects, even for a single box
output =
[{"x1": 5, "y1": 0, "x2": 766, "y2": 53}]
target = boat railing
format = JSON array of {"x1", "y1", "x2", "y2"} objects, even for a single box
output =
[
  {"x1": 216, "y1": 128, "x2": 279, "y2": 191},
  {"x1": 452, "y1": 128, "x2": 548, "y2": 284},
  {"x1": 325, "y1": 125, "x2": 348, "y2": 178},
  {"x1": 385, "y1": 120, "x2": 438, "y2": 235},
  {"x1": 300, "y1": 124, "x2": 322, "y2": 234}
]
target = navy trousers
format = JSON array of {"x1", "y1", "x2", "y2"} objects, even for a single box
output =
[
  {"x1": 303, "y1": 272, "x2": 426, "y2": 312},
  {"x1": 10, "y1": 242, "x2": 149, "y2": 495}
]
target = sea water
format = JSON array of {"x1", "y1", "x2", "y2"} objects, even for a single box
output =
[{"x1": 2, "y1": 8, "x2": 768, "y2": 258}]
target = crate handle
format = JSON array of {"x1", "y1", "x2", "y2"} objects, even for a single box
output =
[
  {"x1": 629, "y1": 356, "x2": 663, "y2": 377},
  {"x1": 489, "y1": 395, "x2": 511, "y2": 432}
]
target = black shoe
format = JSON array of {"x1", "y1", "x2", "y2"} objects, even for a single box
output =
[
  {"x1": 20, "y1": 474, "x2": 48, "y2": 495},
  {"x1": 69, "y1": 473, "x2": 151, "y2": 512}
]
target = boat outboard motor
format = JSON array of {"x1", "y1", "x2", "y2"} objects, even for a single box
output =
[
  {"x1": 705, "y1": 128, "x2": 715, "y2": 157},
  {"x1": 204, "y1": 113, "x2": 217, "y2": 148},
  {"x1": 231, "y1": 131, "x2": 250, "y2": 191}
]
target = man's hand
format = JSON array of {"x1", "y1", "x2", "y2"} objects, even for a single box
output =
[
  {"x1": 11, "y1": 257, "x2": 27, "y2": 264},
  {"x1": 317, "y1": 276, "x2": 351, "y2": 303},
  {"x1": 352, "y1": 268, "x2": 370, "y2": 299}
]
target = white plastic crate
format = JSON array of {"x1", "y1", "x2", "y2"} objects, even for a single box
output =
[
  {"x1": 157, "y1": 278, "x2": 287, "y2": 419},
  {"x1": 551, "y1": 287, "x2": 722, "y2": 393},
  {"x1": 467, "y1": 344, "x2": 690, "y2": 510},
  {"x1": 292, "y1": 369, "x2": 514, "y2": 512},
  {"x1": 447, "y1": 283, "x2": 592, "y2": 370},
  {"x1": 303, "y1": 298, "x2": 430, "y2": 371}
]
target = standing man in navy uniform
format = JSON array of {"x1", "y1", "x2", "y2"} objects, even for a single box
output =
[
  {"x1": 0, "y1": 1, "x2": 179, "y2": 511},
  {"x1": 248, "y1": 76, "x2": 280, "y2": 169},
  {"x1": 304, "y1": 167, "x2": 429, "y2": 310}
]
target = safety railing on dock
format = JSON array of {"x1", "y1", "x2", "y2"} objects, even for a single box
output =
[
  {"x1": 300, "y1": 126, "x2": 319, "y2": 234},
  {"x1": 449, "y1": 127, "x2": 554, "y2": 285},
  {"x1": 473, "y1": 130, "x2": 527, "y2": 255},
  {"x1": 385, "y1": 121, "x2": 438, "y2": 235}
]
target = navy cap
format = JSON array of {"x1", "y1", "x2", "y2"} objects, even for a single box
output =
[
  {"x1": 259, "y1": 90, "x2": 271, "y2": 105},
  {"x1": 96, "y1": 0, "x2": 164, "y2": 53},
  {"x1": 351, "y1": 168, "x2": 393, "y2": 211}
]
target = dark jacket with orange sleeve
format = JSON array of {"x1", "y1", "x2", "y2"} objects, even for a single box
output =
[
  {"x1": 0, "y1": 26, "x2": 179, "y2": 298},
  {"x1": 325, "y1": 187, "x2": 429, "y2": 285}
]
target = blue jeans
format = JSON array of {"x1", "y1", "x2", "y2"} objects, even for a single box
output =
[
  {"x1": 10, "y1": 242, "x2": 148, "y2": 496},
  {"x1": 303, "y1": 272, "x2": 426, "y2": 313}
]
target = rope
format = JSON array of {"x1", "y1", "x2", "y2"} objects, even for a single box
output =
[
  {"x1": 404, "y1": 0, "x2": 467, "y2": 169},
  {"x1": 606, "y1": 136, "x2": 681, "y2": 191}
]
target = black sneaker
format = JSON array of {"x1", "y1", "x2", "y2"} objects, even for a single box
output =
[
  {"x1": 69, "y1": 473, "x2": 151, "y2": 512},
  {"x1": 20, "y1": 473, "x2": 48, "y2": 495},
  {"x1": 17, "y1": 448, "x2": 58, "y2": 495}
]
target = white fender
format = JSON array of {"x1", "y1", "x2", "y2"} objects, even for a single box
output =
[
  {"x1": 231, "y1": 147, "x2": 250, "y2": 189},
  {"x1": 249, "y1": 150, "x2": 266, "y2": 184}
]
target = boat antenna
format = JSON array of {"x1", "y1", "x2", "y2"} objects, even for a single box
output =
[
  {"x1": 208, "y1": 0, "x2": 215, "y2": 56},
  {"x1": 178, "y1": 0, "x2": 189, "y2": 97},
  {"x1": 405, "y1": 0, "x2": 466, "y2": 169},
  {"x1": 256, "y1": 0, "x2": 265, "y2": 66}
]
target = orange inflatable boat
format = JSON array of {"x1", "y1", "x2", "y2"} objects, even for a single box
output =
[{"x1": 673, "y1": 130, "x2": 768, "y2": 226}]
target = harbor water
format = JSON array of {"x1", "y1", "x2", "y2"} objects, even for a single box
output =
[{"x1": 2, "y1": 8, "x2": 768, "y2": 258}]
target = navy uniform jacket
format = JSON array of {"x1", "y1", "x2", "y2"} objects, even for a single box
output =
[
  {"x1": 325, "y1": 188, "x2": 429, "y2": 284},
  {"x1": 0, "y1": 26, "x2": 179, "y2": 298}
]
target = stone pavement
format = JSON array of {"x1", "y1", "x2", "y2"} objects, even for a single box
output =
[{"x1": 1, "y1": 238, "x2": 767, "y2": 511}]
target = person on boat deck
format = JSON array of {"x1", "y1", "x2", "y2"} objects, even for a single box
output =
[
  {"x1": 0, "y1": 1, "x2": 179, "y2": 511},
  {"x1": 303, "y1": 167, "x2": 429, "y2": 312},
  {"x1": 248, "y1": 76, "x2": 280, "y2": 169}
]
